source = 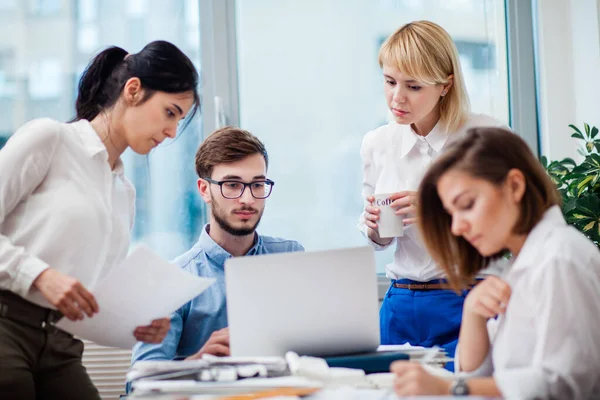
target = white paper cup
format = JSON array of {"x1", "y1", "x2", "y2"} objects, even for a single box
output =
[{"x1": 373, "y1": 193, "x2": 404, "y2": 238}]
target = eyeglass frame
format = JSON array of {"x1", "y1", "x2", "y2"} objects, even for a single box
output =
[{"x1": 202, "y1": 177, "x2": 275, "y2": 199}]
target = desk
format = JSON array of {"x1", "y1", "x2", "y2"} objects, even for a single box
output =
[
  {"x1": 124, "y1": 387, "x2": 501, "y2": 399},
  {"x1": 124, "y1": 356, "x2": 486, "y2": 399}
]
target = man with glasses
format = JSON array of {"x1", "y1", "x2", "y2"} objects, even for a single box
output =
[{"x1": 130, "y1": 126, "x2": 303, "y2": 367}]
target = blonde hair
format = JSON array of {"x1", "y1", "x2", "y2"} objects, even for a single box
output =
[{"x1": 378, "y1": 21, "x2": 470, "y2": 132}]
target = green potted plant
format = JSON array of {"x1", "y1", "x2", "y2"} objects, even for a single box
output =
[{"x1": 541, "y1": 123, "x2": 600, "y2": 249}]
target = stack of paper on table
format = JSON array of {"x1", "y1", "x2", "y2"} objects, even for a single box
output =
[
  {"x1": 128, "y1": 356, "x2": 322, "y2": 396},
  {"x1": 128, "y1": 356, "x2": 289, "y2": 382},
  {"x1": 377, "y1": 344, "x2": 453, "y2": 366}
]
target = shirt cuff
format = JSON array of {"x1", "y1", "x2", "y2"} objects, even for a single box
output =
[
  {"x1": 357, "y1": 217, "x2": 395, "y2": 250},
  {"x1": 12, "y1": 255, "x2": 50, "y2": 297},
  {"x1": 455, "y1": 345, "x2": 494, "y2": 378},
  {"x1": 366, "y1": 234, "x2": 395, "y2": 251},
  {"x1": 494, "y1": 368, "x2": 547, "y2": 399}
]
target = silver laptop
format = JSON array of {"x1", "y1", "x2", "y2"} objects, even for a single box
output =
[{"x1": 224, "y1": 246, "x2": 380, "y2": 357}]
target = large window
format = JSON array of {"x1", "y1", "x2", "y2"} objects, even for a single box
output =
[
  {"x1": 0, "y1": 0, "x2": 205, "y2": 262},
  {"x1": 74, "y1": 0, "x2": 204, "y2": 259},
  {"x1": 234, "y1": 0, "x2": 509, "y2": 272}
]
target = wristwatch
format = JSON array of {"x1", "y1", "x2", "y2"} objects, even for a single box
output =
[{"x1": 450, "y1": 377, "x2": 470, "y2": 396}]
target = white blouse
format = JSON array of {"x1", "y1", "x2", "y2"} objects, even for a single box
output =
[
  {"x1": 0, "y1": 118, "x2": 135, "y2": 309},
  {"x1": 357, "y1": 113, "x2": 507, "y2": 281},
  {"x1": 456, "y1": 206, "x2": 600, "y2": 399}
]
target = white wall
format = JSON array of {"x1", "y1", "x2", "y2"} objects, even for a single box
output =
[{"x1": 536, "y1": 0, "x2": 600, "y2": 161}]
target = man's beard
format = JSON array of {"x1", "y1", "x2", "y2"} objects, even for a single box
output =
[{"x1": 211, "y1": 196, "x2": 264, "y2": 237}]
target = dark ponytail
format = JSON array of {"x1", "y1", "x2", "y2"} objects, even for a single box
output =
[
  {"x1": 74, "y1": 40, "x2": 200, "y2": 122},
  {"x1": 75, "y1": 46, "x2": 128, "y2": 121}
]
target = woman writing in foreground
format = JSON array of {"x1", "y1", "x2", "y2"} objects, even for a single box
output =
[{"x1": 391, "y1": 127, "x2": 600, "y2": 398}]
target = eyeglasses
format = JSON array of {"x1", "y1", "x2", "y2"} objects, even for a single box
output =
[{"x1": 203, "y1": 177, "x2": 275, "y2": 199}]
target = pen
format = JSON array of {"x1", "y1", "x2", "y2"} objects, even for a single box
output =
[{"x1": 378, "y1": 346, "x2": 443, "y2": 399}]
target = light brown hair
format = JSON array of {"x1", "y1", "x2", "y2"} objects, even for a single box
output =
[
  {"x1": 195, "y1": 126, "x2": 268, "y2": 178},
  {"x1": 378, "y1": 20, "x2": 470, "y2": 132},
  {"x1": 418, "y1": 127, "x2": 561, "y2": 290}
]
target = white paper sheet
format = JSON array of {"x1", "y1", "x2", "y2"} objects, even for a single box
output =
[
  {"x1": 56, "y1": 245, "x2": 215, "y2": 349},
  {"x1": 377, "y1": 343, "x2": 426, "y2": 352},
  {"x1": 377, "y1": 344, "x2": 452, "y2": 364}
]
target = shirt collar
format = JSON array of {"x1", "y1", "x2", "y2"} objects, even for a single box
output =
[
  {"x1": 511, "y1": 206, "x2": 565, "y2": 271},
  {"x1": 198, "y1": 224, "x2": 262, "y2": 268},
  {"x1": 73, "y1": 119, "x2": 125, "y2": 176},
  {"x1": 399, "y1": 120, "x2": 450, "y2": 158}
]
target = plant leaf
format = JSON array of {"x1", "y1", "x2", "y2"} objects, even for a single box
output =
[
  {"x1": 573, "y1": 196, "x2": 600, "y2": 217},
  {"x1": 563, "y1": 197, "x2": 578, "y2": 213},
  {"x1": 583, "y1": 220, "x2": 596, "y2": 232},
  {"x1": 587, "y1": 142, "x2": 595, "y2": 153},
  {"x1": 568, "y1": 182, "x2": 579, "y2": 197},
  {"x1": 578, "y1": 176, "x2": 594, "y2": 196},
  {"x1": 569, "y1": 124, "x2": 583, "y2": 135},
  {"x1": 571, "y1": 213, "x2": 592, "y2": 221},
  {"x1": 570, "y1": 156, "x2": 600, "y2": 179},
  {"x1": 585, "y1": 123, "x2": 591, "y2": 136},
  {"x1": 592, "y1": 126, "x2": 599, "y2": 139},
  {"x1": 571, "y1": 132, "x2": 585, "y2": 140}
]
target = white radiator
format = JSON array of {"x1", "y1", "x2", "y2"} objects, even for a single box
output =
[{"x1": 82, "y1": 340, "x2": 132, "y2": 400}]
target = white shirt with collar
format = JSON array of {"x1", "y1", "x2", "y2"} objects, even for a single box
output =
[
  {"x1": 455, "y1": 206, "x2": 600, "y2": 399},
  {"x1": 0, "y1": 118, "x2": 135, "y2": 309},
  {"x1": 358, "y1": 112, "x2": 507, "y2": 281}
]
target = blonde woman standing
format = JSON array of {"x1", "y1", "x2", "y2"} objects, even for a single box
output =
[{"x1": 358, "y1": 21, "x2": 506, "y2": 368}]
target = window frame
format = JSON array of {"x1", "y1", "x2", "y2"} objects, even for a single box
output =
[{"x1": 199, "y1": 0, "x2": 240, "y2": 136}]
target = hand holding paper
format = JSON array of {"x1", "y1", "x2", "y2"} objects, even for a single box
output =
[
  {"x1": 134, "y1": 317, "x2": 172, "y2": 344},
  {"x1": 57, "y1": 245, "x2": 215, "y2": 348}
]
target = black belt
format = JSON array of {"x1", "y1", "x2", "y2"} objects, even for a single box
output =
[
  {"x1": 0, "y1": 290, "x2": 66, "y2": 333},
  {"x1": 393, "y1": 282, "x2": 454, "y2": 290},
  {"x1": 392, "y1": 279, "x2": 483, "y2": 291}
]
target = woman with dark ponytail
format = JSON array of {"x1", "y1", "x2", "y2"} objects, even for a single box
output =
[{"x1": 0, "y1": 40, "x2": 200, "y2": 399}]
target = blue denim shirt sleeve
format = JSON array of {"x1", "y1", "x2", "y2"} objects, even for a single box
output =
[{"x1": 127, "y1": 305, "x2": 187, "y2": 393}]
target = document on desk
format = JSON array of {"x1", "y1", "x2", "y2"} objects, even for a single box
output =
[{"x1": 56, "y1": 245, "x2": 215, "y2": 349}]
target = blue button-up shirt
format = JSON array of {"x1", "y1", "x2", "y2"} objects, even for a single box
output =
[{"x1": 131, "y1": 224, "x2": 304, "y2": 363}]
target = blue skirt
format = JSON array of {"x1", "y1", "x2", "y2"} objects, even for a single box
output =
[{"x1": 380, "y1": 279, "x2": 467, "y2": 371}]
